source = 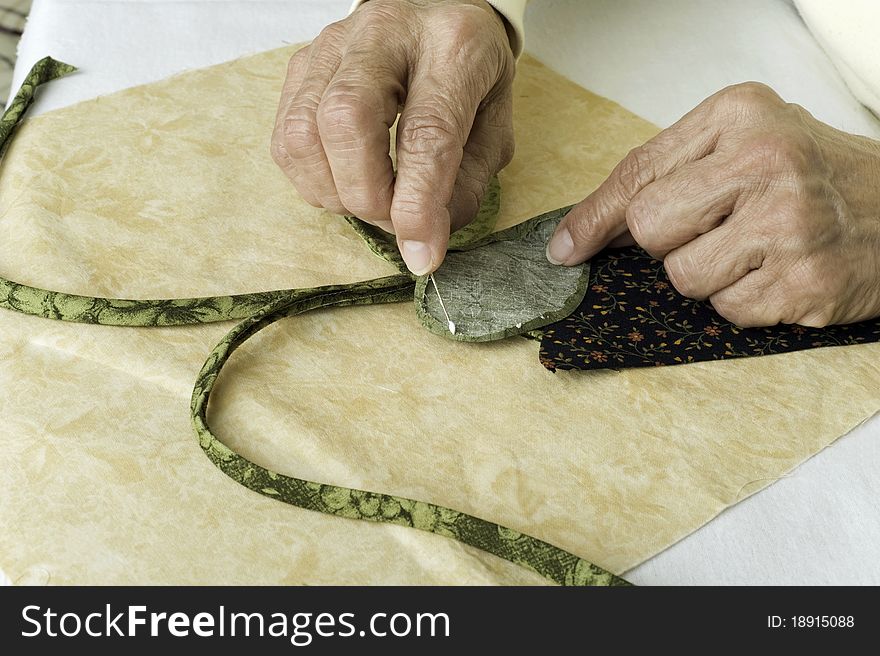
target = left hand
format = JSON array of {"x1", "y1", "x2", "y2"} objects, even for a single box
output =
[{"x1": 546, "y1": 82, "x2": 880, "y2": 327}]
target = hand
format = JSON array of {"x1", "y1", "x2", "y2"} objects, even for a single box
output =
[
  {"x1": 547, "y1": 82, "x2": 880, "y2": 327},
  {"x1": 271, "y1": 0, "x2": 515, "y2": 275}
]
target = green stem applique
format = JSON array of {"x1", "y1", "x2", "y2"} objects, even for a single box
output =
[{"x1": 0, "y1": 57, "x2": 629, "y2": 586}]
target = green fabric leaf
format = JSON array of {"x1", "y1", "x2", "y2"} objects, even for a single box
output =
[{"x1": 415, "y1": 206, "x2": 590, "y2": 342}]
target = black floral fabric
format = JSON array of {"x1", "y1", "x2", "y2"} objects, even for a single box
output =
[{"x1": 538, "y1": 247, "x2": 880, "y2": 371}]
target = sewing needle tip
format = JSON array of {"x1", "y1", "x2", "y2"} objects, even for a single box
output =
[{"x1": 429, "y1": 273, "x2": 456, "y2": 335}]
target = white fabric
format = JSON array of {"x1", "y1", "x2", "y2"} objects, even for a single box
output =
[
  {"x1": 522, "y1": 0, "x2": 880, "y2": 138},
  {"x1": 484, "y1": 0, "x2": 880, "y2": 124},
  {"x1": 11, "y1": 0, "x2": 880, "y2": 584},
  {"x1": 794, "y1": 0, "x2": 880, "y2": 119},
  {"x1": 13, "y1": 0, "x2": 348, "y2": 113}
]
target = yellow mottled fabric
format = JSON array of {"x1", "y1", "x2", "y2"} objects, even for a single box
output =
[{"x1": 0, "y1": 47, "x2": 878, "y2": 584}]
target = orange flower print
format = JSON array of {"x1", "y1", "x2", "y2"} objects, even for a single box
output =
[{"x1": 539, "y1": 246, "x2": 880, "y2": 373}]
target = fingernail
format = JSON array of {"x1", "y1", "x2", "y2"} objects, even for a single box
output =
[
  {"x1": 546, "y1": 227, "x2": 574, "y2": 265},
  {"x1": 400, "y1": 240, "x2": 434, "y2": 276}
]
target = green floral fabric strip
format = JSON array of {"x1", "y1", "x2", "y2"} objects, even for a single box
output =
[
  {"x1": 0, "y1": 57, "x2": 76, "y2": 143},
  {"x1": 0, "y1": 275, "x2": 350, "y2": 326},
  {"x1": 0, "y1": 58, "x2": 321, "y2": 327},
  {"x1": 342, "y1": 175, "x2": 502, "y2": 274},
  {"x1": 191, "y1": 274, "x2": 628, "y2": 587},
  {"x1": 0, "y1": 57, "x2": 626, "y2": 586}
]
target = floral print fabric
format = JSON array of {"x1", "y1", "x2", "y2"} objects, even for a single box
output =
[{"x1": 539, "y1": 247, "x2": 880, "y2": 371}]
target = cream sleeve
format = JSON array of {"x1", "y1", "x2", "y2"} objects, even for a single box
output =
[
  {"x1": 794, "y1": 0, "x2": 880, "y2": 118},
  {"x1": 348, "y1": 0, "x2": 529, "y2": 58}
]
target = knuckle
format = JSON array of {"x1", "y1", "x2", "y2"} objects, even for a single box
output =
[
  {"x1": 398, "y1": 112, "x2": 461, "y2": 157},
  {"x1": 719, "y1": 81, "x2": 782, "y2": 112},
  {"x1": 614, "y1": 145, "x2": 656, "y2": 199},
  {"x1": 663, "y1": 252, "x2": 699, "y2": 298},
  {"x1": 316, "y1": 85, "x2": 379, "y2": 136},
  {"x1": 316, "y1": 20, "x2": 348, "y2": 45},
  {"x1": 433, "y1": 4, "x2": 496, "y2": 44},
  {"x1": 286, "y1": 48, "x2": 310, "y2": 77},
  {"x1": 282, "y1": 110, "x2": 321, "y2": 160},
  {"x1": 439, "y1": 8, "x2": 480, "y2": 39},
  {"x1": 784, "y1": 101, "x2": 813, "y2": 125},
  {"x1": 356, "y1": 0, "x2": 410, "y2": 24},
  {"x1": 625, "y1": 195, "x2": 661, "y2": 249}
]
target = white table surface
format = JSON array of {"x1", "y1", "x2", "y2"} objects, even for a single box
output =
[{"x1": 8, "y1": 0, "x2": 880, "y2": 585}]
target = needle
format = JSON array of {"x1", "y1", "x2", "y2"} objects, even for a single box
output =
[{"x1": 429, "y1": 273, "x2": 456, "y2": 335}]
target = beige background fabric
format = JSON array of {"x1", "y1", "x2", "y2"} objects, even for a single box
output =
[{"x1": 1, "y1": 47, "x2": 879, "y2": 584}]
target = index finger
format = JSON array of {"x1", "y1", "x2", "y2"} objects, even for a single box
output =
[
  {"x1": 392, "y1": 68, "x2": 481, "y2": 275},
  {"x1": 547, "y1": 102, "x2": 724, "y2": 266}
]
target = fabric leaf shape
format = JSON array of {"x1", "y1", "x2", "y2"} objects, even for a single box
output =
[{"x1": 415, "y1": 206, "x2": 590, "y2": 342}]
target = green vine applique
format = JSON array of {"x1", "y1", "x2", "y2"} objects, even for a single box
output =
[
  {"x1": 343, "y1": 175, "x2": 502, "y2": 273},
  {"x1": 190, "y1": 275, "x2": 629, "y2": 587},
  {"x1": 0, "y1": 58, "x2": 368, "y2": 327},
  {"x1": 0, "y1": 57, "x2": 627, "y2": 586}
]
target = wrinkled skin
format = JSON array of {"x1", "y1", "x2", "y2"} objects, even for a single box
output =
[
  {"x1": 271, "y1": 0, "x2": 515, "y2": 276},
  {"x1": 273, "y1": 1, "x2": 880, "y2": 328},
  {"x1": 548, "y1": 83, "x2": 880, "y2": 327}
]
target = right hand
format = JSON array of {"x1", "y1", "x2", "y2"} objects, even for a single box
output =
[{"x1": 270, "y1": 0, "x2": 516, "y2": 275}]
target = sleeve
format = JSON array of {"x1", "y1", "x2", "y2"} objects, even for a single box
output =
[
  {"x1": 348, "y1": 0, "x2": 530, "y2": 58},
  {"x1": 794, "y1": 0, "x2": 880, "y2": 119}
]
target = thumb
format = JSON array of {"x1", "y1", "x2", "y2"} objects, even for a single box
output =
[
  {"x1": 547, "y1": 102, "x2": 722, "y2": 265},
  {"x1": 546, "y1": 148, "x2": 654, "y2": 265}
]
